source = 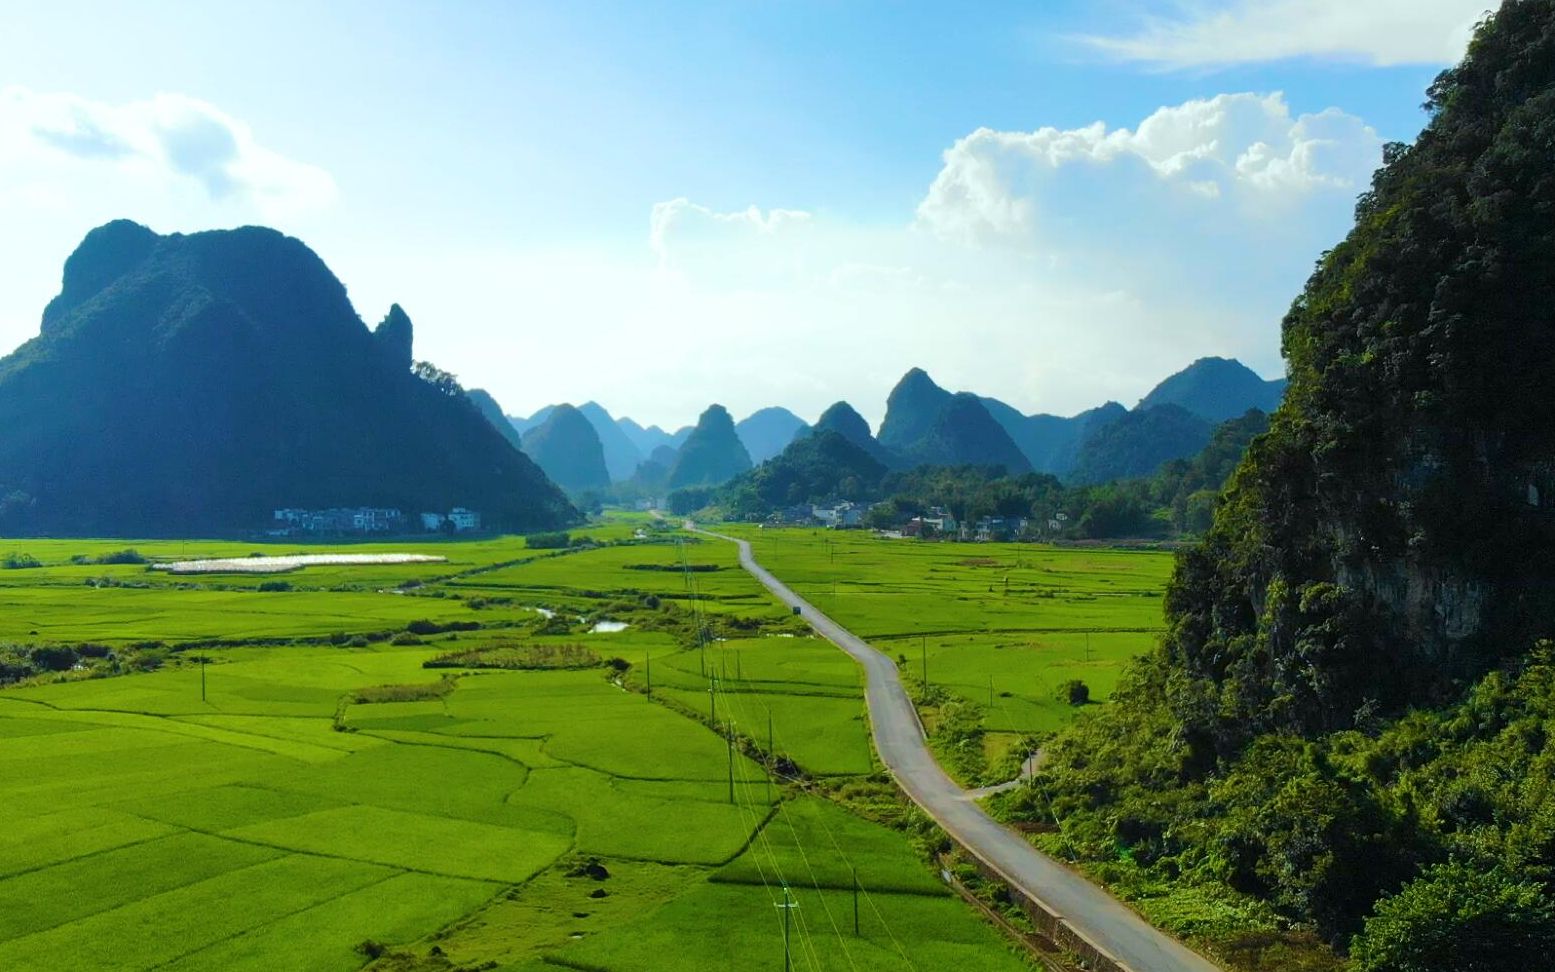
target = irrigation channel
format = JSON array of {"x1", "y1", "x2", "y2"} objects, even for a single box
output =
[{"x1": 691, "y1": 524, "x2": 1221, "y2": 972}]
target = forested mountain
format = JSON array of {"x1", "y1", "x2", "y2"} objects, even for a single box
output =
[
  {"x1": 1066, "y1": 403, "x2": 1212, "y2": 485},
  {"x1": 904, "y1": 393, "x2": 1033, "y2": 473},
  {"x1": 576, "y1": 401, "x2": 644, "y2": 482},
  {"x1": 1013, "y1": 8, "x2": 1555, "y2": 969},
  {"x1": 877, "y1": 367, "x2": 953, "y2": 451},
  {"x1": 519, "y1": 403, "x2": 611, "y2": 494},
  {"x1": 466, "y1": 388, "x2": 526, "y2": 451},
  {"x1": 1135, "y1": 356, "x2": 1286, "y2": 423},
  {"x1": 812, "y1": 400, "x2": 900, "y2": 467},
  {"x1": 0, "y1": 221, "x2": 574, "y2": 536},
  {"x1": 666, "y1": 404, "x2": 753, "y2": 488},
  {"x1": 719, "y1": 430, "x2": 888, "y2": 518},
  {"x1": 735, "y1": 407, "x2": 810, "y2": 463},
  {"x1": 980, "y1": 397, "x2": 1128, "y2": 477}
]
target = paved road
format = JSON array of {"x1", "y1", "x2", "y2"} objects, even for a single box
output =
[{"x1": 696, "y1": 526, "x2": 1220, "y2": 972}]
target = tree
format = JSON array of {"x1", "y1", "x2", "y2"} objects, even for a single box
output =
[
  {"x1": 411, "y1": 360, "x2": 464, "y2": 397},
  {"x1": 1351, "y1": 863, "x2": 1555, "y2": 972}
]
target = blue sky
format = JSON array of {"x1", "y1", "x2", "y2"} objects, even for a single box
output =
[{"x1": 0, "y1": 0, "x2": 1490, "y2": 428}]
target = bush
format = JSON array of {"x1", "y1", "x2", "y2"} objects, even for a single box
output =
[
  {"x1": 256, "y1": 580, "x2": 291, "y2": 592},
  {"x1": 406, "y1": 619, "x2": 481, "y2": 636},
  {"x1": 390, "y1": 632, "x2": 423, "y2": 646},
  {"x1": 1351, "y1": 863, "x2": 1555, "y2": 972},
  {"x1": 3, "y1": 553, "x2": 41, "y2": 569},
  {"x1": 30, "y1": 645, "x2": 78, "y2": 672},
  {"x1": 1058, "y1": 679, "x2": 1090, "y2": 706},
  {"x1": 526, "y1": 531, "x2": 572, "y2": 549},
  {"x1": 96, "y1": 548, "x2": 147, "y2": 565},
  {"x1": 127, "y1": 649, "x2": 167, "y2": 672},
  {"x1": 347, "y1": 635, "x2": 370, "y2": 648}
]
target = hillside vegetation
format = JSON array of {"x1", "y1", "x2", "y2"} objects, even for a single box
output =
[
  {"x1": 0, "y1": 223, "x2": 574, "y2": 535},
  {"x1": 1002, "y1": 6, "x2": 1555, "y2": 969}
]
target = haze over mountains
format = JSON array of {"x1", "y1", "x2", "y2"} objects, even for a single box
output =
[
  {"x1": 507, "y1": 355, "x2": 1286, "y2": 496},
  {"x1": 0, "y1": 220, "x2": 1286, "y2": 537},
  {"x1": 0, "y1": 221, "x2": 574, "y2": 535}
]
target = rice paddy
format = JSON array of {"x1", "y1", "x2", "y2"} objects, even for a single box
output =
[{"x1": 0, "y1": 514, "x2": 1171, "y2": 969}]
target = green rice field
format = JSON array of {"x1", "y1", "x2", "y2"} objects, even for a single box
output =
[{"x1": 0, "y1": 516, "x2": 1171, "y2": 969}]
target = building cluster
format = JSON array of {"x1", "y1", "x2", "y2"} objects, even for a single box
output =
[
  {"x1": 270, "y1": 506, "x2": 481, "y2": 536},
  {"x1": 763, "y1": 500, "x2": 870, "y2": 528}
]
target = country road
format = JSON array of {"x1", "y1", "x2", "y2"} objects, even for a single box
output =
[{"x1": 695, "y1": 526, "x2": 1220, "y2": 972}]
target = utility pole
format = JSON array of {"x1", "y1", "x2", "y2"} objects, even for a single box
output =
[
  {"x1": 727, "y1": 723, "x2": 735, "y2": 804},
  {"x1": 200, "y1": 655, "x2": 206, "y2": 702},
  {"x1": 645, "y1": 653, "x2": 651, "y2": 698},
  {"x1": 777, "y1": 886, "x2": 798, "y2": 972},
  {"x1": 709, "y1": 678, "x2": 717, "y2": 726},
  {"x1": 767, "y1": 708, "x2": 775, "y2": 802},
  {"x1": 852, "y1": 866, "x2": 860, "y2": 935}
]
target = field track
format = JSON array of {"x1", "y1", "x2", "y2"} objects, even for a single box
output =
[{"x1": 695, "y1": 524, "x2": 1221, "y2": 972}]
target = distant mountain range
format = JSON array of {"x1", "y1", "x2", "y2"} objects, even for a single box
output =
[
  {"x1": 506, "y1": 401, "x2": 805, "y2": 486},
  {"x1": 0, "y1": 221, "x2": 574, "y2": 535},
  {"x1": 501, "y1": 355, "x2": 1286, "y2": 496}
]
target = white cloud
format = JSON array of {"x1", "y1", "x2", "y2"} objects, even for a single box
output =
[
  {"x1": 0, "y1": 87, "x2": 336, "y2": 216},
  {"x1": 1080, "y1": 0, "x2": 1489, "y2": 70},
  {"x1": 916, "y1": 92, "x2": 1380, "y2": 244},
  {"x1": 649, "y1": 197, "x2": 811, "y2": 268}
]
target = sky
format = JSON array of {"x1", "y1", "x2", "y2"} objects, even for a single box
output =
[{"x1": 0, "y1": 0, "x2": 1494, "y2": 430}]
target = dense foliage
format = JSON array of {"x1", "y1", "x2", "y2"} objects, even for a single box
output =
[
  {"x1": 719, "y1": 430, "x2": 887, "y2": 518},
  {"x1": 1019, "y1": 6, "x2": 1555, "y2": 967},
  {"x1": 1067, "y1": 403, "x2": 1212, "y2": 485},
  {"x1": 0, "y1": 222, "x2": 574, "y2": 535}
]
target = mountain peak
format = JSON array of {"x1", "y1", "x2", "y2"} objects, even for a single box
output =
[
  {"x1": 736, "y1": 406, "x2": 809, "y2": 463},
  {"x1": 879, "y1": 367, "x2": 953, "y2": 450},
  {"x1": 1137, "y1": 356, "x2": 1284, "y2": 423},
  {"x1": 668, "y1": 404, "x2": 752, "y2": 489},
  {"x1": 521, "y1": 403, "x2": 610, "y2": 494},
  {"x1": 374, "y1": 304, "x2": 415, "y2": 370}
]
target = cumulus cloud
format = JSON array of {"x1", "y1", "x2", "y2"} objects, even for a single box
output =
[
  {"x1": 916, "y1": 92, "x2": 1380, "y2": 244},
  {"x1": 1080, "y1": 0, "x2": 1488, "y2": 70},
  {"x1": 0, "y1": 86, "x2": 336, "y2": 215},
  {"x1": 648, "y1": 197, "x2": 811, "y2": 268}
]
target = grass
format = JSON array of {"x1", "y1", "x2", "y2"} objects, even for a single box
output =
[
  {"x1": 0, "y1": 513, "x2": 1178, "y2": 969},
  {"x1": 720, "y1": 525, "x2": 1173, "y2": 782}
]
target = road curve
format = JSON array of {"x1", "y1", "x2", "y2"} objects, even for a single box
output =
[{"x1": 696, "y1": 526, "x2": 1220, "y2": 972}]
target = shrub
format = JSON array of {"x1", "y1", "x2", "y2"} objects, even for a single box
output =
[
  {"x1": 390, "y1": 632, "x2": 423, "y2": 646},
  {"x1": 1351, "y1": 863, "x2": 1555, "y2": 972},
  {"x1": 406, "y1": 619, "x2": 481, "y2": 636},
  {"x1": 3, "y1": 553, "x2": 41, "y2": 569},
  {"x1": 526, "y1": 531, "x2": 572, "y2": 549},
  {"x1": 1057, "y1": 679, "x2": 1090, "y2": 706},
  {"x1": 256, "y1": 580, "x2": 291, "y2": 592},
  {"x1": 30, "y1": 645, "x2": 79, "y2": 672},
  {"x1": 424, "y1": 643, "x2": 603, "y2": 671},
  {"x1": 347, "y1": 635, "x2": 370, "y2": 648},
  {"x1": 96, "y1": 548, "x2": 147, "y2": 565},
  {"x1": 127, "y1": 649, "x2": 167, "y2": 672}
]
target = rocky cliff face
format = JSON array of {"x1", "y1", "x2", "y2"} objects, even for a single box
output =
[{"x1": 1164, "y1": 3, "x2": 1555, "y2": 751}]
